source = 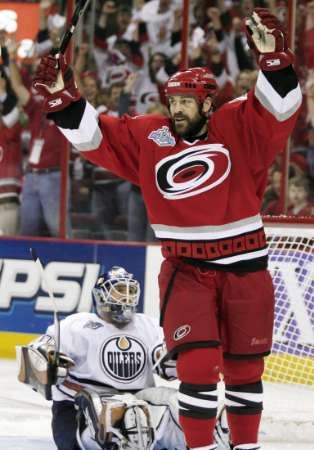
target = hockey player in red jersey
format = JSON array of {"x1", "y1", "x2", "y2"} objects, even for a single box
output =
[{"x1": 33, "y1": 8, "x2": 302, "y2": 450}]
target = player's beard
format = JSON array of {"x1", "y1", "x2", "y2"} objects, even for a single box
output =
[{"x1": 171, "y1": 112, "x2": 207, "y2": 140}]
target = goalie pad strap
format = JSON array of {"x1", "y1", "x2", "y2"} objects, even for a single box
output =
[{"x1": 63, "y1": 379, "x2": 84, "y2": 392}]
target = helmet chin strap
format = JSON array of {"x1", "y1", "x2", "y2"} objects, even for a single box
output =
[{"x1": 204, "y1": 103, "x2": 214, "y2": 118}]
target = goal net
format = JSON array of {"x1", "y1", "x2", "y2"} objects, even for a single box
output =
[
  {"x1": 260, "y1": 218, "x2": 314, "y2": 443},
  {"x1": 263, "y1": 219, "x2": 314, "y2": 388}
]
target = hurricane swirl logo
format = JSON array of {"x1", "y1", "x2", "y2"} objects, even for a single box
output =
[
  {"x1": 155, "y1": 144, "x2": 231, "y2": 200},
  {"x1": 174, "y1": 325, "x2": 191, "y2": 341}
]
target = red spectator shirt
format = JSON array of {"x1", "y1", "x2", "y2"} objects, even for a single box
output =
[
  {"x1": 262, "y1": 199, "x2": 283, "y2": 216},
  {"x1": 25, "y1": 94, "x2": 68, "y2": 169},
  {"x1": 287, "y1": 203, "x2": 314, "y2": 216},
  {"x1": 0, "y1": 122, "x2": 23, "y2": 200}
]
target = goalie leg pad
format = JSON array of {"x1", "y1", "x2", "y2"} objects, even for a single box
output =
[
  {"x1": 75, "y1": 389, "x2": 111, "y2": 447},
  {"x1": 75, "y1": 389, "x2": 154, "y2": 450},
  {"x1": 136, "y1": 387, "x2": 188, "y2": 450},
  {"x1": 122, "y1": 402, "x2": 154, "y2": 450}
]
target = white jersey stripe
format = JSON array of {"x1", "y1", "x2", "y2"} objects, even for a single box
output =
[
  {"x1": 178, "y1": 392, "x2": 218, "y2": 409},
  {"x1": 152, "y1": 214, "x2": 263, "y2": 240},
  {"x1": 210, "y1": 248, "x2": 268, "y2": 265},
  {"x1": 225, "y1": 398, "x2": 247, "y2": 407},
  {"x1": 255, "y1": 71, "x2": 302, "y2": 122},
  {"x1": 199, "y1": 389, "x2": 218, "y2": 397},
  {"x1": 225, "y1": 391, "x2": 263, "y2": 402},
  {"x1": 59, "y1": 102, "x2": 103, "y2": 152}
]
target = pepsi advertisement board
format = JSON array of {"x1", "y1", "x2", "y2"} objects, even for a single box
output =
[{"x1": 0, "y1": 237, "x2": 149, "y2": 356}]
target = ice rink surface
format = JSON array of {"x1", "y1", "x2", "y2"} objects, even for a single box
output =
[{"x1": 1, "y1": 358, "x2": 313, "y2": 450}]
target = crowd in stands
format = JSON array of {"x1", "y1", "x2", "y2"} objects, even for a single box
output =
[{"x1": 0, "y1": 0, "x2": 313, "y2": 241}]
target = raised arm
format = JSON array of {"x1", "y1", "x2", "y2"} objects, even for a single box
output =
[
  {"x1": 3, "y1": 40, "x2": 31, "y2": 107},
  {"x1": 0, "y1": 70, "x2": 19, "y2": 129},
  {"x1": 245, "y1": 8, "x2": 301, "y2": 152},
  {"x1": 212, "y1": 8, "x2": 302, "y2": 170},
  {"x1": 32, "y1": 53, "x2": 141, "y2": 184}
]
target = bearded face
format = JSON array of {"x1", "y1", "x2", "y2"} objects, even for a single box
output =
[{"x1": 168, "y1": 95, "x2": 210, "y2": 139}]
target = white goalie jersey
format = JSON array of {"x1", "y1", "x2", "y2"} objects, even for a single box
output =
[{"x1": 39, "y1": 312, "x2": 164, "y2": 401}]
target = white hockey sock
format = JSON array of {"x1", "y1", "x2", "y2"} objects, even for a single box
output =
[
  {"x1": 190, "y1": 445, "x2": 217, "y2": 450},
  {"x1": 233, "y1": 444, "x2": 260, "y2": 450}
]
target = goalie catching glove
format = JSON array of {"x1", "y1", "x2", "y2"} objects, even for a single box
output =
[
  {"x1": 33, "y1": 54, "x2": 81, "y2": 113},
  {"x1": 245, "y1": 7, "x2": 294, "y2": 71},
  {"x1": 16, "y1": 336, "x2": 75, "y2": 400}
]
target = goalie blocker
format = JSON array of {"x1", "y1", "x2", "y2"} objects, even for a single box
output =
[{"x1": 16, "y1": 335, "x2": 74, "y2": 400}]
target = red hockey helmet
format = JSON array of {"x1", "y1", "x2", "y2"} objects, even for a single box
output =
[{"x1": 165, "y1": 67, "x2": 218, "y2": 103}]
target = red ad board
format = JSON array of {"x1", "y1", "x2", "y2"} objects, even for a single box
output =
[{"x1": 0, "y1": 2, "x2": 40, "y2": 41}]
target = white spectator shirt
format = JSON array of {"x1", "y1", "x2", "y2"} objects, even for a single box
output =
[{"x1": 134, "y1": 70, "x2": 161, "y2": 114}]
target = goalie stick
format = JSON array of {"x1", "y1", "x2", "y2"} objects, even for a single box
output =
[
  {"x1": 30, "y1": 248, "x2": 60, "y2": 366},
  {"x1": 16, "y1": 249, "x2": 63, "y2": 400}
]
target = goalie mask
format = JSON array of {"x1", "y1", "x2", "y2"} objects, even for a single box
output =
[{"x1": 92, "y1": 266, "x2": 140, "y2": 325}]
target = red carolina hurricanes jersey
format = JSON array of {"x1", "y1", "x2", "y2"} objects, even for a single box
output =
[{"x1": 58, "y1": 70, "x2": 302, "y2": 268}]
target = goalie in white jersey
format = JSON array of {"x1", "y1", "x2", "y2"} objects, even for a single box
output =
[{"x1": 17, "y1": 266, "x2": 185, "y2": 450}]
